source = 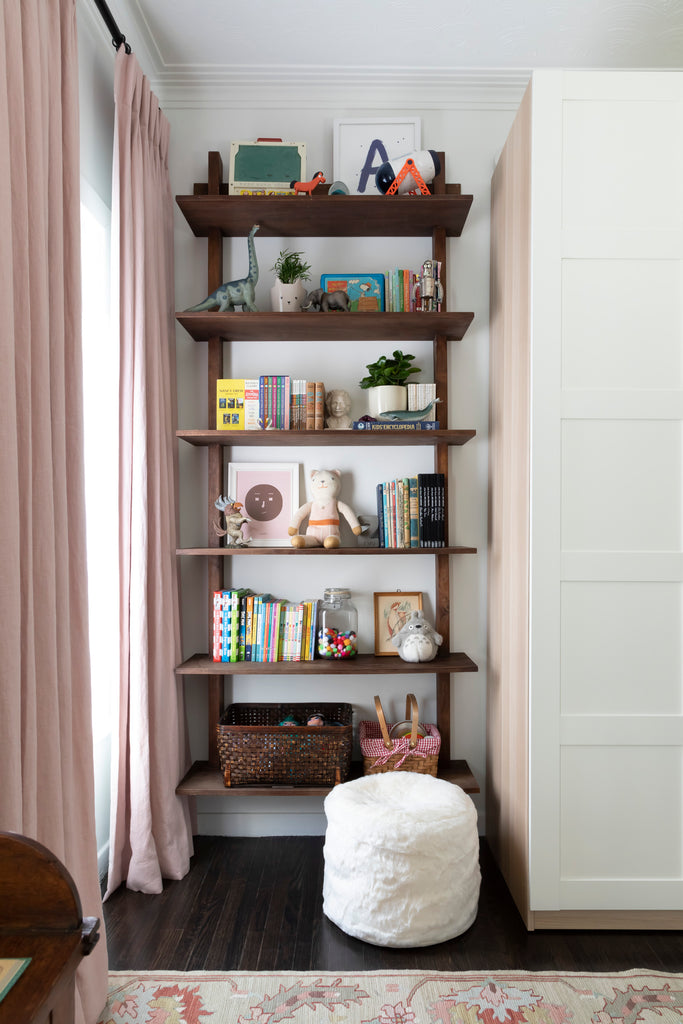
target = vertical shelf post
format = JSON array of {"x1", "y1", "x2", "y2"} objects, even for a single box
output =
[{"x1": 206, "y1": 151, "x2": 224, "y2": 768}]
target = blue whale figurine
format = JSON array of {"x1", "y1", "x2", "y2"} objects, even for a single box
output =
[{"x1": 376, "y1": 398, "x2": 440, "y2": 422}]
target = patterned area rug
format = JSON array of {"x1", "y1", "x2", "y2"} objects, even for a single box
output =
[{"x1": 97, "y1": 970, "x2": 683, "y2": 1024}]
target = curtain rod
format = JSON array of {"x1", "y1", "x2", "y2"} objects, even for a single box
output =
[{"x1": 92, "y1": 0, "x2": 131, "y2": 53}]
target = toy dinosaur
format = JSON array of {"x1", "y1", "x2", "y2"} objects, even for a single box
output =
[{"x1": 185, "y1": 224, "x2": 260, "y2": 312}]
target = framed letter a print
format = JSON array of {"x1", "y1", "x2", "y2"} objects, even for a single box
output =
[{"x1": 333, "y1": 117, "x2": 421, "y2": 195}]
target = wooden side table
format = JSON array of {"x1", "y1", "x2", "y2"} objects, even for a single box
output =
[{"x1": 0, "y1": 832, "x2": 100, "y2": 1024}]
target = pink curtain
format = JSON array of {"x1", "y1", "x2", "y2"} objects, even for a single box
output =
[
  {"x1": 106, "y1": 47, "x2": 193, "y2": 896},
  {"x1": 0, "y1": 1, "x2": 108, "y2": 1021}
]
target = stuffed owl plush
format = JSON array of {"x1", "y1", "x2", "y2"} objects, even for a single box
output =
[{"x1": 391, "y1": 609, "x2": 443, "y2": 663}]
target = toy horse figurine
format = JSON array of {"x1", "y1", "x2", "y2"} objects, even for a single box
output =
[{"x1": 185, "y1": 225, "x2": 260, "y2": 312}]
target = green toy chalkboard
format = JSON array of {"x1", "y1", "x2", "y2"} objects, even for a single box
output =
[{"x1": 229, "y1": 140, "x2": 306, "y2": 195}]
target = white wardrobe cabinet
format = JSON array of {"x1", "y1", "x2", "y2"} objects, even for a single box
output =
[{"x1": 488, "y1": 69, "x2": 683, "y2": 929}]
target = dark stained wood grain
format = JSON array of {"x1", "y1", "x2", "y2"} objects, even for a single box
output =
[
  {"x1": 176, "y1": 310, "x2": 474, "y2": 343},
  {"x1": 176, "y1": 192, "x2": 473, "y2": 239},
  {"x1": 103, "y1": 835, "x2": 683, "y2": 972},
  {"x1": 177, "y1": 428, "x2": 476, "y2": 448}
]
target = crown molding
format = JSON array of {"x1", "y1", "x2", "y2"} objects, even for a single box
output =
[{"x1": 152, "y1": 66, "x2": 531, "y2": 111}]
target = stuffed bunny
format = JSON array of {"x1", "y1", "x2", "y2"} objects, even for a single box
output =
[
  {"x1": 391, "y1": 609, "x2": 443, "y2": 663},
  {"x1": 289, "y1": 469, "x2": 362, "y2": 549}
]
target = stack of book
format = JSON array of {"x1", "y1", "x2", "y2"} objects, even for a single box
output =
[
  {"x1": 290, "y1": 379, "x2": 325, "y2": 430},
  {"x1": 216, "y1": 378, "x2": 324, "y2": 430},
  {"x1": 385, "y1": 269, "x2": 418, "y2": 312},
  {"x1": 212, "y1": 589, "x2": 319, "y2": 663},
  {"x1": 407, "y1": 382, "x2": 438, "y2": 418},
  {"x1": 375, "y1": 473, "x2": 445, "y2": 548}
]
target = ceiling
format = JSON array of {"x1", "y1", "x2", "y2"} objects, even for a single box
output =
[{"x1": 106, "y1": 0, "x2": 682, "y2": 87}]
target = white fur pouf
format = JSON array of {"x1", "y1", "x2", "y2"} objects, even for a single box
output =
[{"x1": 322, "y1": 772, "x2": 481, "y2": 947}]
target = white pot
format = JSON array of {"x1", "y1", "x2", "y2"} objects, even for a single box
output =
[
  {"x1": 367, "y1": 385, "x2": 408, "y2": 418},
  {"x1": 270, "y1": 280, "x2": 306, "y2": 312}
]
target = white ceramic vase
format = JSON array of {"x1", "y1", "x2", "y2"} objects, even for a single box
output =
[
  {"x1": 367, "y1": 385, "x2": 408, "y2": 418},
  {"x1": 270, "y1": 280, "x2": 306, "y2": 312}
]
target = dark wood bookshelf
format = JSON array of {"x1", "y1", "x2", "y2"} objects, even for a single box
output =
[
  {"x1": 177, "y1": 545, "x2": 477, "y2": 556},
  {"x1": 176, "y1": 651, "x2": 478, "y2": 675},
  {"x1": 176, "y1": 310, "x2": 474, "y2": 343},
  {"x1": 175, "y1": 191, "x2": 473, "y2": 239},
  {"x1": 176, "y1": 758, "x2": 480, "y2": 797},
  {"x1": 174, "y1": 152, "x2": 479, "y2": 794},
  {"x1": 177, "y1": 427, "x2": 475, "y2": 447}
]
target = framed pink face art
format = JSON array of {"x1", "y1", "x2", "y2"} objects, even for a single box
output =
[{"x1": 227, "y1": 462, "x2": 299, "y2": 547}]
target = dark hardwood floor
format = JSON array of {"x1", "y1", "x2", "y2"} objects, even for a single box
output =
[{"x1": 103, "y1": 836, "x2": 683, "y2": 973}]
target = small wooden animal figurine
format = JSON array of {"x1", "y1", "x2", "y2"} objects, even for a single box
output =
[
  {"x1": 185, "y1": 225, "x2": 260, "y2": 312},
  {"x1": 391, "y1": 609, "x2": 443, "y2": 662},
  {"x1": 288, "y1": 469, "x2": 362, "y2": 549},
  {"x1": 213, "y1": 495, "x2": 250, "y2": 546},
  {"x1": 291, "y1": 170, "x2": 326, "y2": 196}
]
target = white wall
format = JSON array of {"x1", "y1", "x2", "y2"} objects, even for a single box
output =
[{"x1": 166, "y1": 90, "x2": 520, "y2": 835}]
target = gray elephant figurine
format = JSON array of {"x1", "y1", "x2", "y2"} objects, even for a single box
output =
[{"x1": 302, "y1": 288, "x2": 350, "y2": 313}]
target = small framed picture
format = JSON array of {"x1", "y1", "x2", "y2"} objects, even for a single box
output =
[
  {"x1": 333, "y1": 117, "x2": 421, "y2": 195},
  {"x1": 374, "y1": 591, "x2": 423, "y2": 656},
  {"x1": 227, "y1": 462, "x2": 299, "y2": 547}
]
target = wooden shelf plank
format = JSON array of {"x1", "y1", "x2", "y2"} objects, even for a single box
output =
[
  {"x1": 177, "y1": 427, "x2": 475, "y2": 447},
  {"x1": 176, "y1": 193, "x2": 473, "y2": 239},
  {"x1": 177, "y1": 545, "x2": 477, "y2": 556},
  {"x1": 176, "y1": 651, "x2": 478, "y2": 675},
  {"x1": 176, "y1": 311, "x2": 474, "y2": 343},
  {"x1": 176, "y1": 759, "x2": 480, "y2": 796}
]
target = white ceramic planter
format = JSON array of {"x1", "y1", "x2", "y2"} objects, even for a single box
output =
[
  {"x1": 367, "y1": 385, "x2": 408, "y2": 418},
  {"x1": 270, "y1": 280, "x2": 306, "y2": 312}
]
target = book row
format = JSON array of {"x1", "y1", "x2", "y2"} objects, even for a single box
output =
[
  {"x1": 213, "y1": 589, "x2": 318, "y2": 663},
  {"x1": 217, "y1": 380, "x2": 439, "y2": 432},
  {"x1": 376, "y1": 473, "x2": 446, "y2": 548},
  {"x1": 217, "y1": 377, "x2": 324, "y2": 431}
]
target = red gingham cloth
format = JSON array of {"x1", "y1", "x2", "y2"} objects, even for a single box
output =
[{"x1": 359, "y1": 720, "x2": 441, "y2": 769}]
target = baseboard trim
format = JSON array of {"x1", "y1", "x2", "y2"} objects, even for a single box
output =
[{"x1": 532, "y1": 909, "x2": 683, "y2": 930}]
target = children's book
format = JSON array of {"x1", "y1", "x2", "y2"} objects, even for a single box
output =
[{"x1": 216, "y1": 379, "x2": 259, "y2": 430}]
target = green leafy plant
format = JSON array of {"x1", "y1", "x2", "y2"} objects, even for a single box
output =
[
  {"x1": 270, "y1": 248, "x2": 312, "y2": 284},
  {"x1": 359, "y1": 350, "x2": 420, "y2": 389}
]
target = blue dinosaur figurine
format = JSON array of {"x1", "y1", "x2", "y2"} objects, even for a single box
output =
[{"x1": 185, "y1": 224, "x2": 260, "y2": 312}]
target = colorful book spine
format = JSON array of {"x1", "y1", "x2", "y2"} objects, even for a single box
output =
[
  {"x1": 212, "y1": 590, "x2": 223, "y2": 662},
  {"x1": 314, "y1": 381, "x2": 325, "y2": 430},
  {"x1": 409, "y1": 477, "x2": 419, "y2": 548},
  {"x1": 402, "y1": 477, "x2": 411, "y2": 547}
]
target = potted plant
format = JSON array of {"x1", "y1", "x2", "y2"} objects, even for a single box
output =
[
  {"x1": 359, "y1": 349, "x2": 420, "y2": 417},
  {"x1": 270, "y1": 248, "x2": 312, "y2": 312}
]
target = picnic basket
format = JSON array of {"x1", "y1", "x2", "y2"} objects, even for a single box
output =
[{"x1": 359, "y1": 693, "x2": 440, "y2": 776}]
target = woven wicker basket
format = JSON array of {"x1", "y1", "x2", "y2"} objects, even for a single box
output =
[
  {"x1": 359, "y1": 694, "x2": 440, "y2": 776},
  {"x1": 217, "y1": 702, "x2": 353, "y2": 787}
]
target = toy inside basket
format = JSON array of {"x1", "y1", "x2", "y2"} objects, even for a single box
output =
[{"x1": 217, "y1": 702, "x2": 353, "y2": 787}]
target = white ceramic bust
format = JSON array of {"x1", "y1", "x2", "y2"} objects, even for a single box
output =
[{"x1": 325, "y1": 389, "x2": 352, "y2": 430}]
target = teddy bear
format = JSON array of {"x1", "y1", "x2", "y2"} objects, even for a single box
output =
[
  {"x1": 391, "y1": 609, "x2": 443, "y2": 662},
  {"x1": 288, "y1": 469, "x2": 362, "y2": 549}
]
